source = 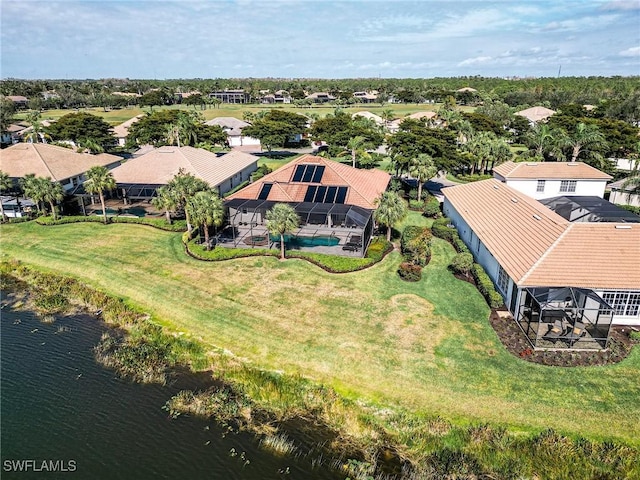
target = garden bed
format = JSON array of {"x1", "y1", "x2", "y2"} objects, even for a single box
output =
[{"x1": 489, "y1": 309, "x2": 636, "y2": 367}]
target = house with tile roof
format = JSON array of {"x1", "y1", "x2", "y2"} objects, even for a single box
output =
[
  {"x1": 493, "y1": 161, "x2": 612, "y2": 200},
  {"x1": 205, "y1": 117, "x2": 261, "y2": 148},
  {"x1": 515, "y1": 106, "x2": 556, "y2": 125},
  {"x1": 0, "y1": 143, "x2": 122, "y2": 192},
  {"x1": 109, "y1": 146, "x2": 258, "y2": 200},
  {"x1": 223, "y1": 155, "x2": 390, "y2": 256},
  {"x1": 443, "y1": 178, "x2": 640, "y2": 349},
  {"x1": 112, "y1": 115, "x2": 144, "y2": 146}
]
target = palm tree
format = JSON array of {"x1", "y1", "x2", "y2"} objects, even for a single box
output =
[
  {"x1": 20, "y1": 174, "x2": 45, "y2": 214},
  {"x1": 381, "y1": 109, "x2": 394, "y2": 128},
  {"x1": 23, "y1": 111, "x2": 50, "y2": 143},
  {"x1": 186, "y1": 189, "x2": 224, "y2": 250},
  {"x1": 40, "y1": 178, "x2": 65, "y2": 220},
  {"x1": 76, "y1": 138, "x2": 105, "y2": 154},
  {"x1": 84, "y1": 166, "x2": 116, "y2": 224},
  {"x1": 165, "y1": 169, "x2": 209, "y2": 232},
  {"x1": 339, "y1": 135, "x2": 371, "y2": 168},
  {"x1": 560, "y1": 122, "x2": 608, "y2": 163},
  {"x1": 151, "y1": 185, "x2": 177, "y2": 224},
  {"x1": 0, "y1": 170, "x2": 12, "y2": 221},
  {"x1": 374, "y1": 191, "x2": 408, "y2": 241},
  {"x1": 408, "y1": 153, "x2": 436, "y2": 201},
  {"x1": 166, "y1": 123, "x2": 182, "y2": 147},
  {"x1": 265, "y1": 203, "x2": 299, "y2": 260}
]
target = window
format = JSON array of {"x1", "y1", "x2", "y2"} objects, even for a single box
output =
[
  {"x1": 536, "y1": 180, "x2": 545, "y2": 192},
  {"x1": 497, "y1": 265, "x2": 509, "y2": 294},
  {"x1": 560, "y1": 180, "x2": 577, "y2": 193},
  {"x1": 601, "y1": 291, "x2": 640, "y2": 316}
]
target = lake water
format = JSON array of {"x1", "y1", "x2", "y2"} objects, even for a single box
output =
[{"x1": 0, "y1": 304, "x2": 343, "y2": 480}]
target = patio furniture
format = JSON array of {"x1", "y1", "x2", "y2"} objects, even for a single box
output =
[
  {"x1": 564, "y1": 321, "x2": 587, "y2": 347},
  {"x1": 543, "y1": 319, "x2": 568, "y2": 343}
]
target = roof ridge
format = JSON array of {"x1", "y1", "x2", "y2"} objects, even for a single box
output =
[
  {"x1": 519, "y1": 223, "x2": 574, "y2": 284},
  {"x1": 32, "y1": 143, "x2": 57, "y2": 179}
]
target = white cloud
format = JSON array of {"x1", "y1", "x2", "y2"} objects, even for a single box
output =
[
  {"x1": 458, "y1": 56, "x2": 492, "y2": 66},
  {"x1": 619, "y1": 46, "x2": 640, "y2": 56}
]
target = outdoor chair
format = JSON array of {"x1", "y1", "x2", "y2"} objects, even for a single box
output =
[
  {"x1": 564, "y1": 321, "x2": 587, "y2": 346},
  {"x1": 543, "y1": 319, "x2": 568, "y2": 343}
]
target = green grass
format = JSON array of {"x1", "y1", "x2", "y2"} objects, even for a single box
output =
[{"x1": 1, "y1": 219, "x2": 639, "y2": 447}]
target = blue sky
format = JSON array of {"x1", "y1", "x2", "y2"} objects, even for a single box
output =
[{"x1": 1, "y1": 0, "x2": 639, "y2": 79}]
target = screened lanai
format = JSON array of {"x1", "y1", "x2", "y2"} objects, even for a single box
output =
[
  {"x1": 223, "y1": 198, "x2": 374, "y2": 257},
  {"x1": 516, "y1": 287, "x2": 614, "y2": 350}
]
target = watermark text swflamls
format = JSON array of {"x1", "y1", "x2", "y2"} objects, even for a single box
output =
[{"x1": 3, "y1": 459, "x2": 77, "y2": 473}]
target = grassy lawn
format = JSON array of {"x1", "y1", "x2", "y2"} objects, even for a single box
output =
[
  {"x1": 17, "y1": 103, "x2": 476, "y2": 126},
  {"x1": 1, "y1": 218, "x2": 639, "y2": 446}
]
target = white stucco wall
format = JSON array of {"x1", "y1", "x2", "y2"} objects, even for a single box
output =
[
  {"x1": 216, "y1": 161, "x2": 258, "y2": 195},
  {"x1": 228, "y1": 135, "x2": 261, "y2": 147},
  {"x1": 610, "y1": 190, "x2": 640, "y2": 208},
  {"x1": 504, "y1": 179, "x2": 607, "y2": 199}
]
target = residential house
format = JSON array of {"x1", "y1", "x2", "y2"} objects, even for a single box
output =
[
  {"x1": 353, "y1": 91, "x2": 378, "y2": 103},
  {"x1": 305, "y1": 92, "x2": 335, "y2": 103},
  {"x1": 112, "y1": 115, "x2": 144, "y2": 147},
  {"x1": 6, "y1": 95, "x2": 29, "y2": 108},
  {"x1": 442, "y1": 179, "x2": 640, "y2": 351},
  {"x1": 492, "y1": 161, "x2": 612, "y2": 200},
  {"x1": 515, "y1": 106, "x2": 556, "y2": 125},
  {"x1": 1, "y1": 122, "x2": 30, "y2": 145},
  {"x1": 205, "y1": 117, "x2": 261, "y2": 149},
  {"x1": 208, "y1": 90, "x2": 251, "y2": 104},
  {"x1": 109, "y1": 146, "x2": 258, "y2": 200},
  {"x1": 224, "y1": 155, "x2": 390, "y2": 257},
  {"x1": 0, "y1": 143, "x2": 122, "y2": 192},
  {"x1": 352, "y1": 111, "x2": 384, "y2": 127},
  {"x1": 260, "y1": 90, "x2": 291, "y2": 104},
  {"x1": 388, "y1": 111, "x2": 439, "y2": 133},
  {"x1": 609, "y1": 178, "x2": 640, "y2": 208}
]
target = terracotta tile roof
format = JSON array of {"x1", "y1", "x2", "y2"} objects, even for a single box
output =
[
  {"x1": 0, "y1": 143, "x2": 121, "y2": 182},
  {"x1": 514, "y1": 106, "x2": 556, "y2": 123},
  {"x1": 227, "y1": 154, "x2": 390, "y2": 210},
  {"x1": 443, "y1": 179, "x2": 640, "y2": 289},
  {"x1": 407, "y1": 111, "x2": 437, "y2": 120},
  {"x1": 110, "y1": 146, "x2": 258, "y2": 187},
  {"x1": 522, "y1": 223, "x2": 640, "y2": 289},
  {"x1": 205, "y1": 117, "x2": 250, "y2": 136},
  {"x1": 493, "y1": 161, "x2": 612, "y2": 180},
  {"x1": 444, "y1": 179, "x2": 568, "y2": 283}
]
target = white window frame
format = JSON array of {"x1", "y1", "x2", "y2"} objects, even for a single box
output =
[
  {"x1": 536, "y1": 180, "x2": 545, "y2": 193},
  {"x1": 497, "y1": 265, "x2": 509, "y2": 294},
  {"x1": 560, "y1": 180, "x2": 577, "y2": 193},
  {"x1": 601, "y1": 291, "x2": 640, "y2": 317}
]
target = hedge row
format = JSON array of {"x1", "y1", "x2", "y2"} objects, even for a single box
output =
[
  {"x1": 432, "y1": 217, "x2": 469, "y2": 254},
  {"x1": 471, "y1": 263, "x2": 504, "y2": 308},
  {"x1": 35, "y1": 215, "x2": 187, "y2": 232},
  {"x1": 400, "y1": 226, "x2": 432, "y2": 267}
]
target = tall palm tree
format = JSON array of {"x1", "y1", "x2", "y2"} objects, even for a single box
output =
[
  {"x1": 374, "y1": 191, "x2": 408, "y2": 241},
  {"x1": 40, "y1": 178, "x2": 65, "y2": 220},
  {"x1": 186, "y1": 189, "x2": 224, "y2": 250},
  {"x1": 84, "y1": 166, "x2": 116, "y2": 224},
  {"x1": 165, "y1": 169, "x2": 209, "y2": 232},
  {"x1": 560, "y1": 122, "x2": 608, "y2": 163},
  {"x1": 77, "y1": 138, "x2": 105, "y2": 154},
  {"x1": 152, "y1": 185, "x2": 177, "y2": 224},
  {"x1": 339, "y1": 135, "x2": 371, "y2": 168},
  {"x1": 381, "y1": 109, "x2": 395, "y2": 128},
  {"x1": 265, "y1": 203, "x2": 299, "y2": 260},
  {"x1": 23, "y1": 111, "x2": 50, "y2": 144},
  {"x1": 20, "y1": 174, "x2": 45, "y2": 213},
  {"x1": 0, "y1": 170, "x2": 12, "y2": 221},
  {"x1": 408, "y1": 153, "x2": 436, "y2": 201}
]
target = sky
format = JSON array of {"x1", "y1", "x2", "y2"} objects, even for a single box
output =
[{"x1": 1, "y1": 0, "x2": 639, "y2": 79}]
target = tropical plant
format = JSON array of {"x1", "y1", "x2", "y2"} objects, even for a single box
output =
[
  {"x1": 265, "y1": 203, "x2": 299, "y2": 260},
  {"x1": 0, "y1": 170, "x2": 12, "y2": 221},
  {"x1": 23, "y1": 111, "x2": 50, "y2": 144},
  {"x1": 408, "y1": 153, "x2": 437, "y2": 201},
  {"x1": 186, "y1": 189, "x2": 224, "y2": 250},
  {"x1": 165, "y1": 169, "x2": 209, "y2": 232},
  {"x1": 559, "y1": 122, "x2": 608, "y2": 163},
  {"x1": 84, "y1": 166, "x2": 116, "y2": 224},
  {"x1": 20, "y1": 174, "x2": 44, "y2": 213},
  {"x1": 374, "y1": 191, "x2": 408, "y2": 241},
  {"x1": 151, "y1": 186, "x2": 177, "y2": 224},
  {"x1": 338, "y1": 135, "x2": 372, "y2": 168},
  {"x1": 40, "y1": 178, "x2": 65, "y2": 220}
]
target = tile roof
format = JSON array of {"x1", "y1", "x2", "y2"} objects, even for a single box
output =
[
  {"x1": 205, "y1": 117, "x2": 250, "y2": 136},
  {"x1": 226, "y1": 154, "x2": 390, "y2": 210},
  {"x1": 110, "y1": 146, "x2": 258, "y2": 187},
  {"x1": 407, "y1": 111, "x2": 437, "y2": 120},
  {"x1": 493, "y1": 161, "x2": 612, "y2": 180},
  {"x1": 0, "y1": 143, "x2": 121, "y2": 182},
  {"x1": 112, "y1": 115, "x2": 144, "y2": 139},
  {"x1": 352, "y1": 111, "x2": 384, "y2": 125},
  {"x1": 514, "y1": 106, "x2": 556, "y2": 123},
  {"x1": 443, "y1": 179, "x2": 640, "y2": 289}
]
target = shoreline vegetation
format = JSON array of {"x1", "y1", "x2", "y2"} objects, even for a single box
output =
[{"x1": 2, "y1": 260, "x2": 639, "y2": 479}]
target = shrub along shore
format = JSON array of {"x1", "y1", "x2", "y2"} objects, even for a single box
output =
[{"x1": 2, "y1": 260, "x2": 639, "y2": 479}]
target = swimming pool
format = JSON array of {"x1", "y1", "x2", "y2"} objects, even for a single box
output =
[{"x1": 271, "y1": 234, "x2": 340, "y2": 247}]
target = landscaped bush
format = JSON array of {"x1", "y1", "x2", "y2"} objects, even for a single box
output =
[
  {"x1": 619, "y1": 204, "x2": 640, "y2": 216},
  {"x1": 454, "y1": 173, "x2": 492, "y2": 183},
  {"x1": 35, "y1": 215, "x2": 187, "y2": 231},
  {"x1": 366, "y1": 237, "x2": 393, "y2": 262},
  {"x1": 432, "y1": 217, "x2": 457, "y2": 242},
  {"x1": 408, "y1": 199, "x2": 425, "y2": 210},
  {"x1": 223, "y1": 180, "x2": 250, "y2": 197},
  {"x1": 450, "y1": 253, "x2": 473, "y2": 279},
  {"x1": 5, "y1": 216, "x2": 33, "y2": 224},
  {"x1": 36, "y1": 215, "x2": 105, "y2": 225},
  {"x1": 422, "y1": 195, "x2": 441, "y2": 218},
  {"x1": 472, "y1": 263, "x2": 504, "y2": 308},
  {"x1": 451, "y1": 233, "x2": 470, "y2": 254},
  {"x1": 401, "y1": 226, "x2": 432, "y2": 266},
  {"x1": 398, "y1": 262, "x2": 422, "y2": 281},
  {"x1": 630, "y1": 331, "x2": 640, "y2": 342}
]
